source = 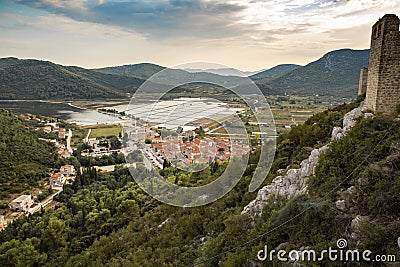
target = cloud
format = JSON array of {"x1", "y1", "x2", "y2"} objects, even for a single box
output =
[
  {"x1": 237, "y1": 0, "x2": 400, "y2": 30},
  {"x1": 11, "y1": 0, "x2": 252, "y2": 41},
  {"x1": 3, "y1": 0, "x2": 400, "y2": 71},
  {"x1": 40, "y1": 0, "x2": 88, "y2": 10},
  {"x1": 9, "y1": 0, "x2": 400, "y2": 44},
  {"x1": 1, "y1": 12, "x2": 143, "y2": 39}
]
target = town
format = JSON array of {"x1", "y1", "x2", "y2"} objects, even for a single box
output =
[
  {"x1": 121, "y1": 97, "x2": 277, "y2": 170},
  {"x1": 1, "y1": 97, "x2": 272, "y2": 229},
  {"x1": 145, "y1": 130, "x2": 251, "y2": 169}
]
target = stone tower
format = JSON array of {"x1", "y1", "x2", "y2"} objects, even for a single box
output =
[
  {"x1": 358, "y1": 67, "x2": 368, "y2": 96},
  {"x1": 365, "y1": 14, "x2": 400, "y2": 114}
]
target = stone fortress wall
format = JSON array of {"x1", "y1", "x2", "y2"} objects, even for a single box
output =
[
  {"x1": 362, "y1": 14, "x2": 400, "y2": 114},
  {"x1": 358, "y1": 67, "x2": 368, "y2": 95}
]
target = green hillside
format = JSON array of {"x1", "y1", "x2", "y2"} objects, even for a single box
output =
[
  {"x1": 0, "y1": 58, "x2": 144, "y2": 100},
  {"x1": 64, "y1": 66, "x2": 144, "y2": 95},
  {"x1": 257, "y1": 49, "x2": 370, "y2": 97},
  {"x1": 93, "y1": 63, "x2": 165, "y2": 80},
  {"x1": 250, "y1": 64, "x2": 301, "y2": 83},
  {"x1": 0, "y1": 50, "x2": 370, "y2": 100},
  {"x1": 0, "y1": 110, "x2": 59, "y2": 199},
  {"x1": 1, "y1": 97, "x2": 399, "y2": 266}
]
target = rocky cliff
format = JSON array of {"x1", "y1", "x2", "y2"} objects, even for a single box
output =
[{"x1": 242, "y1": 106, "x2": 373, "y2": 215}]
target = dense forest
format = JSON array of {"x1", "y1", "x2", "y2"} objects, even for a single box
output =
[
  {"x1": 0, "y1": 110, "x2": 59, "y2": 200},
  {"x1": 0, "y1": 97, "x2": 399, "y2": 266}
]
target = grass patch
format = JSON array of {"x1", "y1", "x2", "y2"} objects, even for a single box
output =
[{"x1": 90, "y1": 127, "x2": 122, "y2": 138}]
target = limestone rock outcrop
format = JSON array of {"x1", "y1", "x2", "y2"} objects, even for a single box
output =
[
  {"x1": 242, "y1": 146, "x2": 328, "y2": 215},
  {"x1": 331, "y1": 107, "x2": 373, "y2": 140},
  {"x1": 243, "y1": 106, "x2": 366, "y2": 215}
]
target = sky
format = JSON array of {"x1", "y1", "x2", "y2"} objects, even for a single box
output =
[{"x1": 0, "y1": 0, "x2": 399, "y2": 71}]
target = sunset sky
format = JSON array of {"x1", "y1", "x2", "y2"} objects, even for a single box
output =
[{"x1": 1, "y1": 0, "x2": 400, "y2": 71}]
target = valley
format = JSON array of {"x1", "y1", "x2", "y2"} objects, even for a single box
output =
[{"x1": 1, "y1": 2, "x2": 399, "y2": 266}]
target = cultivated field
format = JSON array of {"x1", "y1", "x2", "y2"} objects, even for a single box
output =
[{"x1": 90, "y1": 126, "x2": 122, "y2": 138}]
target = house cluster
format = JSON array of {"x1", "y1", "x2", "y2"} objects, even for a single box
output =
[
  {"x1": 20, "y1": 114, "x2": 68, "y2": 139},
  {"x1": 20, "y1": 113, "x2": 46, "y2": 123},
  {"x1": 36, "y1": 121, "x2": 71, "y2": 158},
  {"x1": 42, "y1": 123, "x2": 67, "y2": 139},
  {"x1": 49, "y1": 164, "x2": 75, "y2": 189},
  {"x1": 4, "y1": 164, "x2": 75, "y2": 223},
  {"x1": 148, "y1": 135, "x2": 249, "y2": 168},
  {"x1": 39, "y1": 138, "x2": 71, "y2": 158}
]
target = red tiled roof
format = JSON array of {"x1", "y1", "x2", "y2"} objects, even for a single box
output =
[
  {"x1": 61, "y1": 164, "x2": 72, "y2": 169},
  {"x1": 50, "y1": 173, "x2": 62, "y2": 180}
]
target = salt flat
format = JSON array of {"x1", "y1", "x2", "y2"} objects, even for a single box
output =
[{"x1": 112, "y1": 97, "x2": 242, "y2": 130}]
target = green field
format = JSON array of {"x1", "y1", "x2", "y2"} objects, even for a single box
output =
[
  {"x1": 90, "y1": 127, "x2": 122, "y2": 138},
  {"x1": 70, "y1": 128, "x2": 88, "y2": 147}
]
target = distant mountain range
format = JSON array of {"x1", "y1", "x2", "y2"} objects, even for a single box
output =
[
  {"x1": 93, "y1": 63, "x2": 164, "y2": 80},
  {"x1": 96, "y1": 65, "x2": 260, "y2": 78},
  {"x1": 182, "y1": 68, "x2": 260, "y2": 77},
  {"x1": 0, "y1": 48, "x2": 370, "y2": 100},
  {"x1": 255, "y1": 49, "x2": 370, "y2": 97},
  {"x1": 250, "y1": 64, "x2": 301, "y2": 82},
  {"x1": 94, "y1": 64, "x2": 249, "y2": 86}
]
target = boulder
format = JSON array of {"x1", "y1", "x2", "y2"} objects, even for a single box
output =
[
  {"x1": 335, "y1": 199, "x2": 346, "y2": 210},
  {"x1": 343, "y1": 107, "x2": 362, "y2": 129},
  {"x1": 363, "y1": 113, "x2": 374, "y2": 119},
  {"x1": 332, "y1": 127, "x2": 344, "y2": 139},
  {"x1": 242, "y1": 146, "x2": 328, "y2": 215},
  {"x1": 361, "y1": 107, "x2": 373, "y2": 113}
]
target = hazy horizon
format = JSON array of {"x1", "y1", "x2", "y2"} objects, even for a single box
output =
[{"x1": 1, "y1": 47, "x2": 368, "y2": 73}]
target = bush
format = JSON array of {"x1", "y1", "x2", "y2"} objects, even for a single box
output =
[{"x1": 37, "y1": 188, "x2": 53, "y2": 201}]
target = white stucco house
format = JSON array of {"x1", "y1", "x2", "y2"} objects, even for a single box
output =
[{"x1": 9, "y1": 195, "x2": 34, "y2": 211}]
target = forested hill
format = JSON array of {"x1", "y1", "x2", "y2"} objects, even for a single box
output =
[
  {"x1": 1, "y1": 97, "x2": 399, "y2": 266},
  {"x1": 1, "y1": 49, "x2": 369, "y2": 100},
  {"x1": 255, "y1": 49, "x2": 370, "y2": 97},
  {"x1": 249, "y1": 64, "x2": 301, "y2": 82},
  {"x1": 0, "y1": 58, "x2": 144, "y2": 100},
  {"x1": 93, "y1": 63, "x2": 165, "y2": 80},
  {"x1": 0, "y1": 110, "x2": 58, "y2": 199}
]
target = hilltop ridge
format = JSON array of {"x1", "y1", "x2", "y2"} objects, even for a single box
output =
[
  {"x1": 0, "y1": 49, "x2": 369, "y2": 100},
  {"x1": 256, "y1": 49, "x2": 370, "y2": 97}
]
